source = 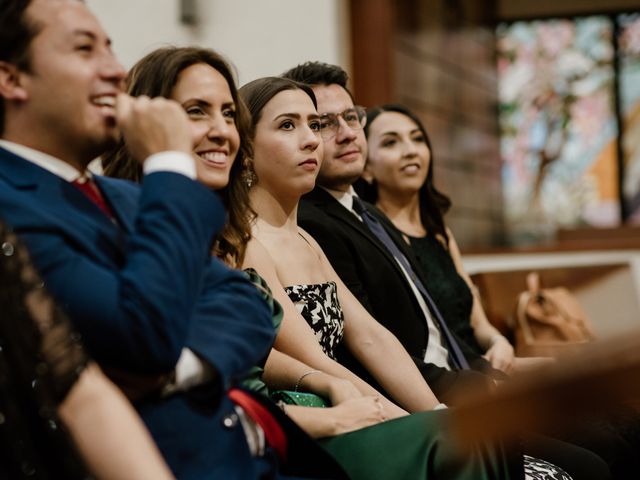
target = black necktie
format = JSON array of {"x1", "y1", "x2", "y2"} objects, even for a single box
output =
[{"x1": 352, "y1": 197, "x2": 470, "y2": 370}]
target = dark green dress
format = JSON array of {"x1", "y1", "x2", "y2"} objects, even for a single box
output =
[{"x1": 406, "y1": 233, "x2": 484, "y2": 356}]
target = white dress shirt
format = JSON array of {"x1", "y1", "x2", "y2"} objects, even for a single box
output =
[
  {"x1": 322, "y1": 186, "x2": 452, "y2": 370},
  {"x1": 0, "y1": 140, "x2": 210, "y2": 390}
]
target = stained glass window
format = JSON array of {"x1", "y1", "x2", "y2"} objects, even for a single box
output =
[
  {"x1": 619, "y1": 13, "x2": 640, "y2": 222},
  {"x1": 497, "y1": 17, "x2": 619, "y2": 244}
]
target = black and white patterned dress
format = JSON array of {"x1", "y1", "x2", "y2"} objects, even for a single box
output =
[
  {"x1": 284, "y1": 281, "x2": 571, "y2": 480},
  {"x1": 524, "y1": 455, "x2": 572, "y2": 480},
  {"x1": 284, "y1": 281, "x2": 344, "y2": 359}
]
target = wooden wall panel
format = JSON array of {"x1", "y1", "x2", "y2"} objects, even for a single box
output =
[
  {"x1": 433, "y1": 164, "x2": 503, "y2": 217},
  {"x1": 498, "y1": 0, "x2": 640, "y2": 20},
  {"x1": 390, "y1": 0, "x2": 503, "y2": 249},
  {"x1": 349, "y1": 0, "x2": 504, "y2": 249},
  {"x1": 349, "y1": 0, "x2": 394, "y2": 106},
  {"x1": 447, "y1": 211, "x2": 505, "y2": 248}
]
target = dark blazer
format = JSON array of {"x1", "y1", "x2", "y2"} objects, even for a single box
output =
[
  {"x1": 0, "y1": 147, "x2": 344, "y2": 479},
  {"x1": 299, "y1": 187, "x2": 496, "y2": 403}
]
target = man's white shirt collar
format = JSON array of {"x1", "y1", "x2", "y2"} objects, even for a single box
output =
[
  {"x1": 0, "y1": 140, "x2": 88, "y2": 182},
  {"x1": 322, "y1": 185, "x2": 360, "y2": 216}
]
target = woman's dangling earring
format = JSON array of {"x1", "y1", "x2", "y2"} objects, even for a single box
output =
[{"x1": 242, "y1": 159, "x2": 258, "y2": 188}]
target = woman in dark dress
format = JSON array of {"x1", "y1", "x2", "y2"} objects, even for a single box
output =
[
  {"x1": 0, "y1": 220, "x2": 175, "y2": 479},
  {"x1": 359, "y1": 104, "x2": 520, "y2": 374}
]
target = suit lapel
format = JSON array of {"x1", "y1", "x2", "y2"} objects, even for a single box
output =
[
  {"x1": 0, "y1": 147, "x2": 127, "y2": 262},
  {"x1": 302, "y1": 187, "x2": 403, "y2": 269}
]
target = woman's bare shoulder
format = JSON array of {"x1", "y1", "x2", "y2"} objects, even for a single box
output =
[
  {"x1": 243, "y1": 237, "x2": 276, "y2": 270},
  {"x1": 297, "y1": 227, "x2": 324, "y2": 258}
]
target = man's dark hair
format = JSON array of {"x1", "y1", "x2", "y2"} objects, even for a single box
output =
[
  {"x1": 282, "y1": 61, "x2": 353, "y2": 99},
  {"x1": 0, "y1": 0, "x2": 38, "y2": 135}
]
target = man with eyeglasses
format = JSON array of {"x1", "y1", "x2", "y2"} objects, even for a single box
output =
[{"x1": 282, "y1": 62, "x2": 501, "y2": 404}]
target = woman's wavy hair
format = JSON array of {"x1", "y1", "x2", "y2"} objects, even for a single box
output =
[
  {"x1": 358, "y1": 104, "x2": 451, "y2": 245},
  {"x1": 102, "y1": 46, "x2": 253, "y2": 266}
]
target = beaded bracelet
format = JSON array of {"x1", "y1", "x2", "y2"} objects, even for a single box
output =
[{"x1": 294, "y1": 369, "x2": 322, "y2": 392}]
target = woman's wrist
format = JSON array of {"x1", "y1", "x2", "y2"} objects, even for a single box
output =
[
  {"x1": 297, "y1": 371, "x2": 353, "y2": 400},
  {"x1": 294, "y1": 369, "x2": 322, "y2": 392},
  {"x1": 281, "y1": 404, "x2": 337, "y2": 439},
  {"x1": 488, "y1": 333, "x2": 506, "y2": 347}
]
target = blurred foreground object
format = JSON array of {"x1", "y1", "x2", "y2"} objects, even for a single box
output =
[{"x1": 454, "y1": 329, "x2": 640, "y2": 446}]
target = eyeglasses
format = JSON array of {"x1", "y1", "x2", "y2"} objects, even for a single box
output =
[{"x1": 318, "y1": 106, "x2": 367, "y2": 140}]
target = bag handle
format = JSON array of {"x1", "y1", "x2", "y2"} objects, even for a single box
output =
[
  {"x1": 511, "y1": 272, "x2": 540, "y2": 343},
  {"x1": 526, "y1": 272, "x2": 541, "y2": 295}
]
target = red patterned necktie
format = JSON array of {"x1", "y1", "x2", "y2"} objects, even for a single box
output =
[{"x1": 72, "y1": 177, "x2": 114, "y2": 219}]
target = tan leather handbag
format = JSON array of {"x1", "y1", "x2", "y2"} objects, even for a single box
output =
[{"x1": 513, "y1": 272, "x2": 596, "y2": 357}]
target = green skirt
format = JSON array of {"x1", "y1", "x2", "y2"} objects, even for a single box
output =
[{"x1": 319, "y1": 410, "x2": 521, "y2": 480}]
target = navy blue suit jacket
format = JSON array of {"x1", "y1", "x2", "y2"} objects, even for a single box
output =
[{"x1": 0, "y1": 146, "x2": 281, "y2": 478}]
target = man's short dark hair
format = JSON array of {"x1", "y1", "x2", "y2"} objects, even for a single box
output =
[
  {"x1": 0, "y1": 0, "x2": 38, "y2": 135},
  {"x1": 282, "y1": 61, "x2": 353, "y2": 98}
]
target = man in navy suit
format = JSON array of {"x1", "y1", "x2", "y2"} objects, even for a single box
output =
[{"x1": 0, "y1": 1, "x2": 343, "y2": 478}]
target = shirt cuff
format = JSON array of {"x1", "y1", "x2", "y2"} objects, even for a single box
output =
[
  {"x1": 143, "y1": 151, "x2": 196, "y2": 180},
  {"x1": 433, "y1": 403, "x2": 448, "y2": 411},
  {"x1": 174, "y1": 348, "x2": 213, "y2": 391}
]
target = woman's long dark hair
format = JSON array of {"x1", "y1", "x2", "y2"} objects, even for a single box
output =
[
  {"x1": 358, "y1": 104, "x2": 451, "y2": 246},
  {"x1": 102, "y1": 46, "x2": 253, "y2": 266}
]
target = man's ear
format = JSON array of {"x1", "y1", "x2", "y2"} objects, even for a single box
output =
[{"x1": 0, "y1": 61, "x2": 28, "y2": 102}]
